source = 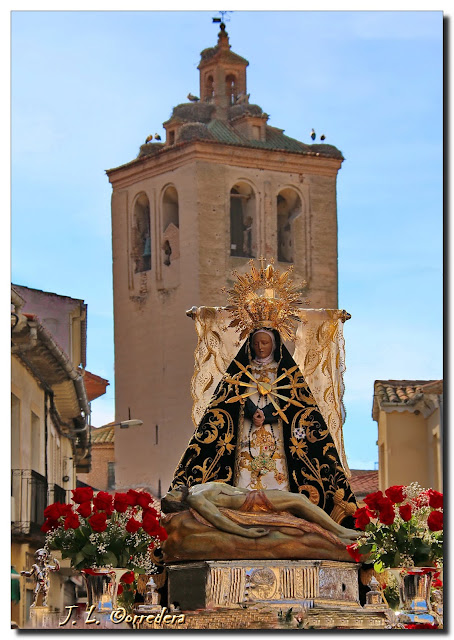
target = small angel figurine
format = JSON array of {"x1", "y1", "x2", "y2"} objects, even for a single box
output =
[{"x1": 21, "y1": 548, "x2": 60, "y2": 608}]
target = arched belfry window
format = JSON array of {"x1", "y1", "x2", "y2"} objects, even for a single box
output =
[
  {"x1": 133, "y1": 193, "x2": 151, "y2": 273},
  {"x1": 230, "y1": 182, "x2": 256, "y2": 258},
  {"x1": 225, "y1": 74, "x2": 237, "y2": 105},
  {"x1": 277, "y1": 188, "x2": 302, "y2": 264},
  {"x1": 205, "y1": 74, "x2": 214, "y2": 101},
  {"x1": 162, "y1": 186, "x2": 179, "y2": 267}
]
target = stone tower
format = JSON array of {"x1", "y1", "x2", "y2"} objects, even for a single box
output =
[{"x1": 106, "y1": 24, "x2": 344, "y2": 496}]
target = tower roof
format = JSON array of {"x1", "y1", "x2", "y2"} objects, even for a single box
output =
[
  {"x1": 198, "y1": 23, "x2": 249, "y2": 68},
  {"x1": 108, "y1": 22, "x2": 344, "y2": 171}
]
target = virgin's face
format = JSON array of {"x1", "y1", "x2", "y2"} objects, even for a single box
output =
[{"x1": 252, "y1": 332, "x2": 274, "y2": 359}]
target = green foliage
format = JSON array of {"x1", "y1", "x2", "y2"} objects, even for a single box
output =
[
  {"x1": 383, "y1": 584, "x2": 400, "y2": 611},
  {"x1": 353, "y1": 484, "x2": 444, "y2": 569},
  {"x1": 117, "y1": 581, "x2": 137, "y2": 614},
  {"x1": 46, "y1": 511, "x2": 160, "y2": 572}
]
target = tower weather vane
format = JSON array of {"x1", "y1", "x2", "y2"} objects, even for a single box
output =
[{"x1": 212, "y1": 11, "x2": 232, "y2": 26}]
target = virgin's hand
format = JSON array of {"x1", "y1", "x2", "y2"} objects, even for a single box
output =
[{"x1": 252, "y1": 409, "x2": 265, "y2": 427}]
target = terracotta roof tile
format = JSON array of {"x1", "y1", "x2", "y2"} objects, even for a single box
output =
[
  {"x1": 374, "y1": 379, "x2": 442, "y2": 405},
  {"x1": 91, "y1": 424, "x2": 115, "y2": 444},
  {"x1": 349, "y1": 469, "x2": 379, "y2": 498},
  {"x1": 82, "y1": 369, "x2": 110, "y2": 402}
]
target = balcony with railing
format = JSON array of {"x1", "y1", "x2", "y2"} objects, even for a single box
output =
[{"x1": 11, "y1": 469, "x2": 48, "y2": 538}]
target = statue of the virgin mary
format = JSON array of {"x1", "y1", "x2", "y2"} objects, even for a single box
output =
[{"x1": 169, "y1": 260, "x2": 357, "y2": 527}]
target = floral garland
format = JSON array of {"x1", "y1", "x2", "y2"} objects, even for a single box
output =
[{"x1": 42, "y1": 487, "x2": 167, "y2": 573}]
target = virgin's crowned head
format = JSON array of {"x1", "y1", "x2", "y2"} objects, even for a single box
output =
[
  {"x1": 249, "y1": 328, "x2": 281, "y2": 363},
  {"x1": 252, "y1": 330, "x2": 274, "y2": 359}
]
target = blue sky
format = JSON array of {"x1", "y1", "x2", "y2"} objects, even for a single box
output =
[{"x1": 10, "y1": 10, "x2": 443, "y2": 470}]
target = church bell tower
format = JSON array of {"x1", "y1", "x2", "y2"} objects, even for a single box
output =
[{"x1": 107, "y1": 24, "x2": 344, "y2": 495}]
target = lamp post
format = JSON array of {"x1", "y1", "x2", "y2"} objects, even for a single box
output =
[{"x1": 113, "y1": 419, "x2": 143, "y2": 429}]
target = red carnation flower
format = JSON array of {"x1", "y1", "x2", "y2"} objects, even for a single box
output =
[
  {"x1": 77, "y1": 501, "x2": 92, "y2": 518},
  {"x1": 64, "y1": 513, "x2": 80, "y2": 530},
  {"x1": 143, "y1": 506, "x2": 159, "y2": 519},
  {"x1": 71, "y1": 487, "x2": 94, "y2": 504},
  {"x1": 142, "y1": 512, "x2": 160, "y2": 536},
  {"x1": 378, "y1": 497, "x2": 395, "y2": 525},
  {"x1": 41, "y1": 518, "x2": 60, "y2": 533},
  {"x1": 399, "y1": 503, "x2": 412, "y2": 522},
  {"x1": 127, "y1": 489, "x2": 141, "y2": 506},
  {"x1": 121, "y1": 571, "x2": 135, "y2": 584},
  {"x1": 93, "y1": 491, "x2": 114, "y2": 514},
  {"x1": 44, "y1": 502, "x2": 65, "y2": 520},
  {"x1": 82, "y1": 568, "x2": 105, "y2": 576},
  {"x1": 353, "y1": 507, "x2": 373, "y2": 531},
  {"x1": 62, "y1": 503, "x2": 74, "y2": 516},
  {"x1": 136, "y1": 492, "x2": 153, "y2": 509},
  {"x1": 125, "y1": 517, "x2": 142, "y2": 533},
  {"x1": 117, "y1": 584, "x2": 124, "y2": 596},
  {"x1": 427, "y1": 510, "x2": 443, "y2": 532},
  {"x1": 377, "y1": 496, "x2": 394, "y2": 512},
  {"x1": 364, "y1": 490, "x2": 384, "y2": 513},
  {"x1": 346, "y1": 544, "x2": 361, "y2": 563},
  {"x1": 432, "y1": 578, "x2": 443, "y2": 588},
  {"x1": 114, "y1": 492, "x2": 133, "y2": 513},
  {"x1": 157, "y1": 526, "x2": 168, "y2": 542},
  {"x1": 379, "y1": 507, "x2": 395, "y2": 526},
  {"x1": 385, "y1": 485, "x2": 404, "y2": 504},
  {"x1": 89, "y1": 512, "x2": 108, "y2": 532},
  {"x1": 427, "y1": 490, "x2": 443, "y2": 510},
  {"x1": 376, "y1": 497, "x2": 395, "y2": 525},
  {"x1": 405, "y1": 624, "x2": 438, "y2": 629}
]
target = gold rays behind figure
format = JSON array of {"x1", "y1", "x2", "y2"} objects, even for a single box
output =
[
  {"x1": 224, "y1": 257, "x2": 308, "y2": 342},
  {"x1": 224, "y1": 360, "x2": 308, "y2": 423}
]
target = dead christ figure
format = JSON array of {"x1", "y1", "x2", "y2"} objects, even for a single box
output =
[{"x1": 162, "y1": 482, "x2": 360, "y2": 546}]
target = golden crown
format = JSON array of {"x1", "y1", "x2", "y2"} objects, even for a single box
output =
[{"x1": 224, "y1": 257, "x2": 308, "y2": 342}]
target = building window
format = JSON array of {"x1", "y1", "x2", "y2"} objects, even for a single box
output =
[
  {"x1": 225, "y1": 74, "x2": 237, "y2": 105},
  {"x1": 31, "y1": 411, "x2": 41, "y2": 474},
  {"x1": 162, "y1": 186, "x2": 179, "y2": 268},
  {"x1": 277, "y1": 188, "x2": 302, "y2": 264},
  {"x1": 132, "y1": 193, "x2": 151, "y2": 273},
  {"x1": 230, "y1": 183, "x2": 256, "y2": 258},
  {"x1": 107, "y1": 462, "x2": 115, "y2": 490},
  {"x1": 205, "y1": 74, "x2": 214, "y2": 100},
  {"x1": 11, "y1": 393, "x2": 20, "y2": 469},
  {"x1": 252, "y1": 125, "x2": 261, "y2": 140}
]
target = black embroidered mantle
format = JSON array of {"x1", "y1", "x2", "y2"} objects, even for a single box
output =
[{"x1": 169, "y1": 329, "x2": 357, "y2": 524}]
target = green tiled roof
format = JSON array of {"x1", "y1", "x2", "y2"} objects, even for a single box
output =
[{"x1": 206, "y1": 120, "x2": 343, "y2": 159}]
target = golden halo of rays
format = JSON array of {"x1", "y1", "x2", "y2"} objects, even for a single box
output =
[
  {"x1": 223, "y1": 257, "x2": 305, "y2": 342},
  {"x1": 224, "y1": 360, "x2": 308, "y2": 424}
]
